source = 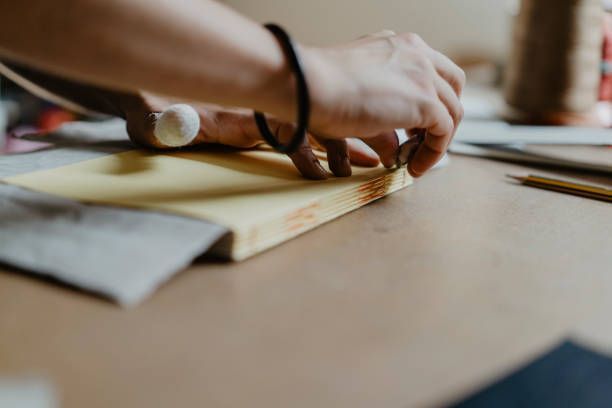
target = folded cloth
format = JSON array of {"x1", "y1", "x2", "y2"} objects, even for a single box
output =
[
  {"x1": 0, "y1": 184, "x2": 226, "y2": 306},
  {"x1": 0, "y1": 120, "x2": 228, "y2": 306}
]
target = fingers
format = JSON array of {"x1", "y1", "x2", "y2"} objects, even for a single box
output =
[
  {"x1": 309, "y1": 137, "x2": 380, "y2": 175},
  {"x1": 360, "y1": 131, "x2": 399, "y2": 168},
  {"x1": 316, "y1": 138, "x2": 352, "y2": 177},
  {"x1": 125, "y1": 100, "x2": 168, "y2": 149},
  {"x1": 123, "y1": 94, "x2": 380, "y2": 180},
  {"x1": 409, "y1": 99, "x2": 454, "y2": 177},
  {"x1": 152, "y1": 104, "x2": 201, "y2": 148},
  {"x1": 397, "y1": 34, "x2": 461, "y2": 177},
  {"x1": 122, "y1": 93, "x2": 210, "y2": 150},
  {"x1": 418, "y1": 99, "x2": 454, "y2": 147},
  {"x1": 434, "y1": 75, "x2": 464, "y2": 132},
  {"x1": 345, "y1": 138, "x2": 380, "y2": 167},
  {"x1": 297, "y1": 134, "x2": 383, "y2": 178},
  {"x1": 126, "y1": 97, "x2": 259, "y2": 150},
  {"x1": 310, "y1": 136, "x2": 382, "y2": 177},
  {"x1": 211, "y1": 117, "x2": 331, "y2": 180},
  {"x1": 273, "y1": 123, "x2": 330, "y2": 180},
  {"x1": 287, "y1": 142, "x2": 330, "y2": 180},
  {"x1": 408, "y1": 142, "x2": 444, "y2": 178},
  {"x1": 211, "y1": 114, "x2": 330, "y2": 180},
  {"x1": 199, "y1": 107, "x2": 261, "y2": 148},
  {"x1": 313, "y1": 31, "x2": 465, "y2": 179}
]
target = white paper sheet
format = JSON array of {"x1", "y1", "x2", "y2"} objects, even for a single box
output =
[{"x1": 454, "y1": 120, "x2": 612, "y2": 146}]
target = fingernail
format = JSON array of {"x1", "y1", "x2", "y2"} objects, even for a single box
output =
[{"x1": 408, "y1": 163, "x2": 423, "y2": 178}]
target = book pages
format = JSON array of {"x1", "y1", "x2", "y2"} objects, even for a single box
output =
[{"x1": 5, "y1": 148, "x2": 411, "y2": 260}]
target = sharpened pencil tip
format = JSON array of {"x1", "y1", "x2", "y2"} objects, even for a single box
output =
[{"x1": 506, "y1": 174, "x2": 524, "y2": 182}]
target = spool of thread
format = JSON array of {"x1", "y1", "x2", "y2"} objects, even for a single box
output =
[
  {"x1": 152, "y1": 104, "x2": 200, "y2": 148},
  {"x1": 504, "y1": 0, "x2": 605, "y2": 124},
  {"x1": 0, "y1": 102, "x2": 6, "y2": 150},
  {"x1": 599, "y1": 12, "x2": 612, "y2": 100}
]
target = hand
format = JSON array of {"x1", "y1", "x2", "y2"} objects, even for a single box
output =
[
  {"x1": 302, "y1": 31, "x2": 466, "y2": 177},
  {"x1": 121, "y1": 93, "x2": 385, "y2": 180}
]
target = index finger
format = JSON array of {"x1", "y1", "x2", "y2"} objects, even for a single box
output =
[
  {"x1": 408, "y1": 140, "x2": 445, "y2": 177},
  {"x1": 408, "y1": 100, "x2": 454, "y2": 177}
]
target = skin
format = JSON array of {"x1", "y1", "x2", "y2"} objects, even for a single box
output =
[
  {"x1": 2, "y1": 61, "x2": 381, "y2": 179},
  {"x1": 0, "y1": 0, "x2": 465, "y2": 178}
]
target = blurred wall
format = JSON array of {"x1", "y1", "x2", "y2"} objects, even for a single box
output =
[{"x1": 224, "y1": 0, "x2": 514, "y2": 61}]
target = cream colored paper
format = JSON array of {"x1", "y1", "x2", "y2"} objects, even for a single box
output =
[{"x1": 5, "y1": 148, "x2": 411, "y2": 260}]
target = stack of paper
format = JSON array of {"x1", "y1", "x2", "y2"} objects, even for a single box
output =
[
  {"x1": 450, "y1": 120, "x2": 612, "y2": 174},
  {"x1": 5, "y1": 147, "x2": 411, "y2": 260}
]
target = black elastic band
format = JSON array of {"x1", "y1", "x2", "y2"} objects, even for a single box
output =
[{"x1": 254, "y1": 24, "x2": 310, "y2": 154}]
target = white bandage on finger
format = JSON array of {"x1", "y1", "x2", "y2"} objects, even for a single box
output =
[{"x1": 153, "y1": 104, "x2": 200, "y2": 148}]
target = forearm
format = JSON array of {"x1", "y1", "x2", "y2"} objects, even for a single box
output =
[{"x1": 0, "y1": 0, "x2": 295, "y2": 118}]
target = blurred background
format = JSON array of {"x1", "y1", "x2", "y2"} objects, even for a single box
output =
[{"x1": 224, "y1": 0, "x2": 516, "y2": 62}]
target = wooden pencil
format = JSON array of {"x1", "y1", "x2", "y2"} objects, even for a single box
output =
[{"x1": 507, "y1": 174, "x2": 612, "y2": 203}]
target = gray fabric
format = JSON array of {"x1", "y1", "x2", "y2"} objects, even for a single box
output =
[
  {"x1": 0, "y1": 120, "x2": 229, "y2": 306},
  {"x1": 0, "y1": 184, "x2": 227, "y2": 306}
]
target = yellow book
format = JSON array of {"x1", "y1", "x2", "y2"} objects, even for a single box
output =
[{"x1": 4, "y1": 148, "x2": 411, "y2": 260}]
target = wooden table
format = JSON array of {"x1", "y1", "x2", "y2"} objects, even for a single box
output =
[{"x1": 1, "y1": 154, "x2": 610, "y2": 408}]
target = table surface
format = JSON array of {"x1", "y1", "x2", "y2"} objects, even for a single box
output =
[{"x1": 1, "y1": 154, "x2": 610, "y2": 408}]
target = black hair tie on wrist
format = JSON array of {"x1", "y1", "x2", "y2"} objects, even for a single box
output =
[{"x1": 254, "y1": 24, "x2": 310, "y2": 154}]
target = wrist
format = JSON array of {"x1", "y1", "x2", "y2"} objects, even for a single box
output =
[
  {"x1": 299, "y1": 47, "x2": 344, "y2": 135},
  {"x1": 253, "y1": 24, "x2": 312, "y2": 154},
  {"x1": 249, "y1": 40, "x2": 339, "y2": 133},
  {"x1": 244, "y1": 29, "x2": 344, "y2": 140},
  {"x1": 245, "y1": 29, "x2": 297, "y2": 121}
]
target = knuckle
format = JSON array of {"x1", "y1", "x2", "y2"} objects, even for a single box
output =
[
  {"x1": 405, "y1": 52, "x2": 431, "y2": 76},
  {"x1": 415, "y1": 75, "x2": 438, "y2": 95},
  {"x1": 444, "y1": 115, "x2": 455, "y2": 134},
  {"x1": 417, "y1": 96, "x2": 438, "y2": 117},
  {"x1": 400, "y1": 32, "x2": 423, "y2": 46},
  {"x1": 413, "y1": 52, "x2": 429, "y2": 66},
  {"x1": 377, "y1": 29, "x2": 397, "y2": 37},
  {"x1": 361, "y1": 29, "x2": 396, "y2": 42},
  {"x1": 457, "y1": 105, "x2": 465, "y2": 122},
  {"x1": 202, "y1": 110, "x2": 224, "y2": 144},
  {"x1": 458, "y1": 67, "x2": 467, "y2": 87},
  {"x1": 413, "y1": 77, "x2": 433, "y2": 94},
  {"x1": 451, "y1": 67, "x2": 467, "y2": 91},
  {"x1": 411, "y1": 52, "x2": 435, "y2": 73}
]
